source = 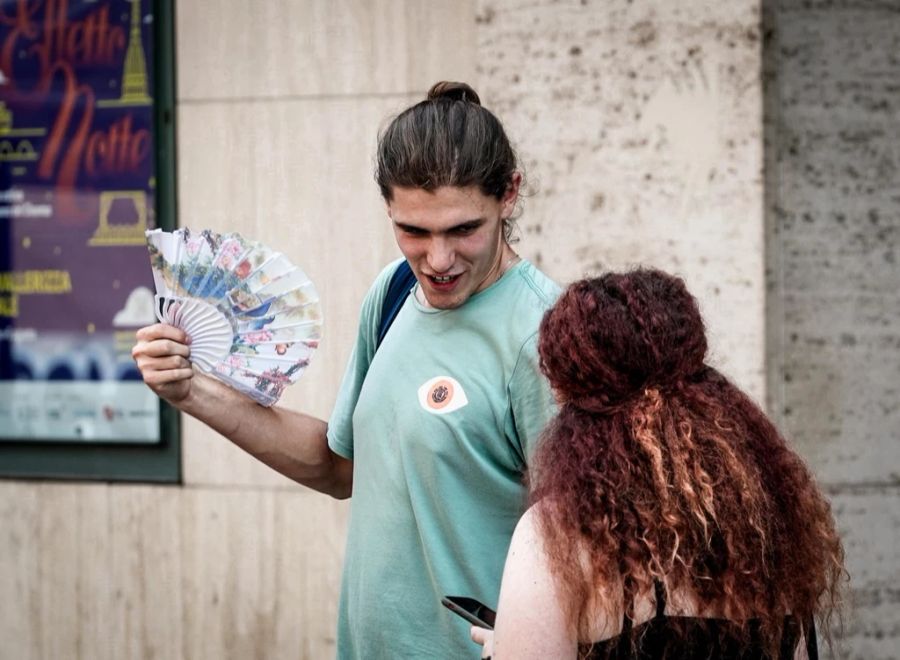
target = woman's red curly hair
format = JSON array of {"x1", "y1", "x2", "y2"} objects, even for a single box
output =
[{"x1": 530, "y1": 269, "x2": 844, "y2": 656}]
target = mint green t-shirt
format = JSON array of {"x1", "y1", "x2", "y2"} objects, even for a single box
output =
[{"x1": 327, "y1": 258, "x2": 560, "y2": 659}]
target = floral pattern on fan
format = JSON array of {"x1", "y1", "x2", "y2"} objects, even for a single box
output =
[{"x1": 145, "y1": 228, "x2": 322, "y2": 406}]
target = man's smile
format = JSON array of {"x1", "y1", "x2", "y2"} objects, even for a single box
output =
[{"x1": 425, "y1": 272, "x2": 463, "y2": 291}]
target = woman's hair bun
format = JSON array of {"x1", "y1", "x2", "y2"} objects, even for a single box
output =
[
  {"x1": 426, "y1": 81, "x2": 481, "y2": 106},
  {"x1": 538, "y1": 269, "x2": 708, "y2": 413}
]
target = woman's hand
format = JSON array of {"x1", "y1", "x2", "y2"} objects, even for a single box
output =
[{"x1": 470, "y1": 626, "x2": 494, "y2": 659}]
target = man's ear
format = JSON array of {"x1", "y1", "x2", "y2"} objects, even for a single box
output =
[{"x1": 501, "y1": 172, "x2": 522, "y2": 218}]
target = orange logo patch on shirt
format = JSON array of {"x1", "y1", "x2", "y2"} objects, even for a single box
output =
[
  {"x1": 418, "y1": 376, "x2": 468, "y2": 415},
  {"x1": 427, "y1": 379, "x2": 454, "y2": 409}
]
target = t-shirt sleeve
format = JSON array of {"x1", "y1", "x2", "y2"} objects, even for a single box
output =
[
  {"x1": 505, "y1": 332, "x2": 556, "y2": 470},
  {"x1": 326, "y1": 260, "x2": 403, "y2": 460}
]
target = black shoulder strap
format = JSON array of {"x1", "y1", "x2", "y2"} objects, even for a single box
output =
[
  {"x1": 806, "y1": 617, "x2": 819, "y2": 660},
  {"x1": 376, "y1": 260, "x2": 416, "y2": 349},
  {"x1": 653, "y1": 579, "x2": 667, "y2": 620}
]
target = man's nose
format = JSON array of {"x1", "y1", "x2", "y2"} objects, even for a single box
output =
[{"x1": 427, "y1": 239, "x2": 455, "y2": 273}]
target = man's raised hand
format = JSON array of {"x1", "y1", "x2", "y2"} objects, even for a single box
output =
[{"x1": 132, "y1": 323, "x2": 194, "y2": 404}]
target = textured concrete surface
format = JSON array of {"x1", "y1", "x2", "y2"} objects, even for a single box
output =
[
  {"x1": 830, "y1": 490, "x2": 900, "y2": 660},
  {"x1": 475, "y1": 0, "x2": 767, "y2": 400},
  {"x1": 764, "y1": 1, "x2": 900, "y2": 657}
]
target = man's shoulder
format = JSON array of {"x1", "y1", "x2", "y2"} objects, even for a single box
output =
[
  {"x1": 472, "y1": 260, "x2": 560, "y2": 351},
  {"x1": 374, "y1": 257, "x2": 408, "y2": 290},
  {"x1": 360, "y1": 257, "x2": 407, "y2": 307},
  {"x1": 516, "y1": 260, "x2": 562, "y2": 308},
  {"x1": 501, "y1": 261, "x2": 561, "y2": 322}
]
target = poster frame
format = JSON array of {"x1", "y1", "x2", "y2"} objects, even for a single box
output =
[{"x1": 0, "y1": 0, "x2": 180, "y2": 483}]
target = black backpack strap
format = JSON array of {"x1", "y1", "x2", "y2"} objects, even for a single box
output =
[{"x1": 376, "y1": 260, "x2": 416, "y2": 349}]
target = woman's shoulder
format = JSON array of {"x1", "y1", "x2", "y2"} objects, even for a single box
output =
[
  {"x1": 506, "y1": 506, "x2": 549, "y2": 576},
  {"x1": 514, "y1": 503, "x2": 657, "y2": 643},
  {"x1": 493, "y1": 506, "x2": 579, "y2": 658}
]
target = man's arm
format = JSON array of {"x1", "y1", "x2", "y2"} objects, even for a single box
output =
[{"x1": 133, "y1": 323, "x2": 352, "y2": 499}]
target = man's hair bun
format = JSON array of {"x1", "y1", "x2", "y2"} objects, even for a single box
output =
[{"x1": 426, "y1": 81, "x2": 481, "y2": 106}]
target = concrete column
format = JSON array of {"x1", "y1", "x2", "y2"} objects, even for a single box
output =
[{"x1": 764, "y1": 1, "x2": 900, "y2": 657}]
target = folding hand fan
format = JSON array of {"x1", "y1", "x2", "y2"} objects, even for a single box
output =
[{"x1": 145, "y1": 228, "x2": 322, "y2": 406}]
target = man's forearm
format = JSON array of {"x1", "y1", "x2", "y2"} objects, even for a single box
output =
[{"x1": 178, "y1": 372, "x2": 352, "y2": 498}]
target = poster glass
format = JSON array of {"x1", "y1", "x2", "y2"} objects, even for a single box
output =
[{"x1": 0, "y1": 0, "x2": 162, "y2": 443}]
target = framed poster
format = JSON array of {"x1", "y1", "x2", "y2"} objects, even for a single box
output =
[{"x1": 0, "y1": 0, "x2": 178, "y2": 480}]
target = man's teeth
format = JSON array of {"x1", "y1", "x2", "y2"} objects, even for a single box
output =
[{"x1": 433, "y1": 275, "x2": 454, "y2": 283}]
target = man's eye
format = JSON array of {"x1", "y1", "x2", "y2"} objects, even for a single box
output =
[
  {"x1": 453, "y1": 225, "x2": 477, "y2": 235},
  {"x1": 402, "y1": 226, "x2": 427, "y2": 236}
]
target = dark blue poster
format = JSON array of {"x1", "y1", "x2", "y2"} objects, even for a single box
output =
[{"x1": 0, "y1": 0, "x2": 161, "y2": 442}]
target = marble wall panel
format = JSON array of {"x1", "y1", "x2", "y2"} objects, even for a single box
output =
[
  {"x1": 177, "y1": 0, "x2": 477, "y2": 100},
  {"x1": 0, "y1": 483, "x2": 182, "y2": 660},
  {"x1": 0, "y1": 482, "x2": 43, "y2": 660},
  {"x1": 179, "y1": 488, "x2": 347, "y2": 660},
  {"x1": 475, "y1": 0, "x2": 767, "y2": 400},
  {"x1": 0, "y1": 482, "x2": 347, "y2": 660},
  {"x1": 106, "y1": 486, "x2": 184, "y2": 660}
]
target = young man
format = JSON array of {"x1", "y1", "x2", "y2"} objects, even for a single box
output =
[{"x1": 133, "y1": 81, "x2": 560, "y2": 658}]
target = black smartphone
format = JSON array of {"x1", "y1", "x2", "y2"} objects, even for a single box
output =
[{"x1": 441, "y1": 595, "x2": 497, "y2": 630}]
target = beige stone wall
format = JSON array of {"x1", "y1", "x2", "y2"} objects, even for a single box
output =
[
  {"x1": 477, "y1": 0, "x2": 766, "y2": 401},
  {"x1": 0, "y1": 2, "x2": 767, "y2": 658}
]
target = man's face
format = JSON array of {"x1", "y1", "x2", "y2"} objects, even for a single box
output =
[{"x1": 387, "y1": 181, "x2": 518, "y2": 310}]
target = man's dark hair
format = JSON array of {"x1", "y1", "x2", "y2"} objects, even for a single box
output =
[{"x1": 375, "y1": 81, "x2": 521, "y2": 239}]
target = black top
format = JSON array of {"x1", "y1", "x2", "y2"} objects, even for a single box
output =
[{"x1": 582, "y1": 582, "x2": 816, "y2": 660}]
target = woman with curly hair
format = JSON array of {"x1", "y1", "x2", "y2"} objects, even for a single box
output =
[{"x1": 473, "y1": 269, "x2": 844, "y2": 659}]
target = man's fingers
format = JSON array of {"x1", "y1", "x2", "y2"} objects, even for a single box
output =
[
  {"x1": 132, "y1": 323, "x2": 194, "y2": 398},
  {"x1": 470, "y1": 626, "x2": 489, "y2": 645},
  {"x1": 141, "y1": 367, "x2": 194, "y2": 386},
  {"x1": 135, "y1": 323, "x2": 190, "y2": 345},
  {"x1": 144, "y1": 355, "x2": 191, "y2": 371},
  {"x1": 132, "y1": 338, "x2": 191, "y2": 360}
]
